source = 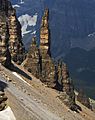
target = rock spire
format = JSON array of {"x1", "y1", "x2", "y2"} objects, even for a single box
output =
[
  {"x1": 23, "y1": 8, "x2": 81, "y2": 111},
  {"x1": 8, "y1": 8, "x2": 25, "y2": 64},
  {"x1": 24, "y1": 9, "x2": 57, "y2": 87},
  {"x1": 0, "y1": 12, "x2": 11, "y2": 66},
  {"x1": 58, "y1": 62, "x2": 76, "y2": 109},
  {"x1": 0, "y1": 0, "x2": 25, "y2": 66}
]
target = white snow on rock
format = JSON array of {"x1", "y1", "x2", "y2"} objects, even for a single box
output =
[
  {"x1": 12, "y1": 72, "x2": 23, "y2": 81},
  {"x1": 12, "y1": 72, "x2": 31, "y2": 86},
  {"x1": 20, "y1": 0, "x2": 24, "y2": 4},
  {"x1": 31, "y1": 31, "x2": 36, "y2": 35},
  {"x1": 0, "y1": 106, "x2": 16, "y2": 120},
  {"x1": 18, "y1": 14, "x2": 38, "y2": 37},
  {"x1": 12, "y1": 4, "x2": 20, "y2": 8},
  {"x1": 88, "y1": 32, "x2": 95, "y2": 37}
]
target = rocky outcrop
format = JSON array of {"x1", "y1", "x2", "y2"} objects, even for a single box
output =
[
  {"x1": 39, "y1": 9, "x2": 56, "y2": 87},
  {"x1": 58, "y1": 62, "x2": 78, "y2": 110},
  {"x1": 0, "y1": 91, "x2": 7, "y2": 111},
  {"x1": 24, "y1": 9, "x2": 57, "y2": 88},
  {"x1": 8, "y1": 8, "x2": 25, "y2": 64},
  {"x1": 24, "y1": 8, "x2": 81, "y2": 111},
  {"x1": 77, "y1": 90, "x2": 92, "y2": 109},
  {"x1": 40, "y1": 8, "x2": 51, "y2": 56},
  {"x1": 0, "y1": 0, "x2": 25, "y2": 66},
  {"x1": 0, "y1": 12, "x2": 11, "y2": 66},
  {"x1": 24, "y1": 37, "x2": 41, "y2": 78}
]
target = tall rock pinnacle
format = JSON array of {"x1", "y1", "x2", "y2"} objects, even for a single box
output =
[
  {"x1": 24, "y1": 37, "x2": 42, "y2": 78},
  {"x1": 39, "y1": 8, "x2": 56, "y2": 87},
  {"x1": 23, "y1": 8, "x2": 81, "y2": 111},
  {"x1": 58, "y1": 62, "x2": 81, "y2": 111},
  {"x1": 8, "y1": 8, "x2": 25, "y2": 64},
  {"x1": 40, "y1": 8, "x2": 51, "y2": 56},
  {"x1": 0, "y1": 13, "x2": 11, "y2": 66},
  {"x1": 24, "y1": 9, "x2": 57, "y2": 87},
  {"x1": 0, "y1": 0, "x2": 25, "y2": 66}
]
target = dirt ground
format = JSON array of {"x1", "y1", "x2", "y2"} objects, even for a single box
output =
[{"x1": 0, "y1": 64, "x2": 95, "y2": 120}]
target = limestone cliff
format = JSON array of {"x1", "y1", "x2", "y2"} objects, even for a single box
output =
[
  {"x1": 40, "y1": 8, "x2": 51, "y2": 56},
  {"x1": 8, "y1": 8, "x2": 25, "y2": 64},
  {"x1": 39, "y1": 9, "x2": 56, "y2": 87},
  {"x1": 0, "y1": 12, "x2": 11, "y2": 66},
  {"x1": 0, "y1": 0, "x2": 25, "y2": 65}
]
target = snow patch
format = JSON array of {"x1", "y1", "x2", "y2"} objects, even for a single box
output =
[
  {"x1": 12, "y1": 4, "x2": 20, "y2": 8},
  {"x1": 0, "y1": 106, "x2": 16, "y2": 120},
  {"x1": 12, "y1": 72, "x2": 31, "y2": 86},
  {"x1": 31, "y1": 31, "x2": 36, "y2": 35},
  {"x1": 22, "y1": 30, "x2": 32, "y2": 37},
  {"x1": 18, "y1": 14, "x2": 38, "y2": 37},
  {"x1": 20, "y1": 0, "x2": 24, "y2": 4},
  {"x1": 12, "y1": 72, "x2": 24, "y2": 80},
  {"x1": 88, "y1": 32, "x2": 95, "y2": 37}
]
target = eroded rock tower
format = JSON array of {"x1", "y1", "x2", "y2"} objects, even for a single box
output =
[
  {"x1": 0, "y1": 0, "x2": 25, "y2": 66},
  {"x1": 24, "y1": 8, "x2": 80, "y2": 111}
]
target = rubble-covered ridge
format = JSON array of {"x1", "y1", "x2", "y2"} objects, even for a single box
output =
[{"x1": 0, "y1": 0, "x2": 25, "y2": 65}]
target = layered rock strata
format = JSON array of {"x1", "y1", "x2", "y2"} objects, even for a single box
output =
[
  {"x1": 24, "y1": 37, "x2": 42, "y2": 78},
  {"x1": 24, "y1": 9, "x2": 57, "y2": 88},
  {"x1": 0, "y1": 0, "x2": 25, "y2": 65},
  {"x1": 0, "y1": 91, "x2": 8, "y2": 111},
  {"x1": 8, "y1": 8, "x2": 25, "y2": 64},
  {"x1": 39, "y1": 9, "x2": 56, "y2": 87},
  {"x1": 0, "y1": 13, "x2": 11, "y2": 66},
  {"x1": 58, "y1": 62, "x2": 76, "y2": 109},
  {"x1": 24, "y1": 8, "x2": 79, "y2": 110}
]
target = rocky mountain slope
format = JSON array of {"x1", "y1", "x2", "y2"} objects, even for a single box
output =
[
  {"x1": 0, "y1": 64, "x2": 95, "y2": 120},
  {"x1": 24, "y1": 9, "x2": 79, "y2": 111},
  {"x1": 0, "y1": 1, "x2": 95, "y2": 119},
  {"x1": 11, "y1": 0, "x2": 95, "y2": 99}
]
